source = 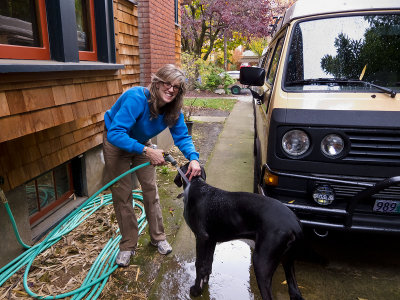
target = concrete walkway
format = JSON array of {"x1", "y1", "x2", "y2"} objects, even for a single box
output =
[{"x1": 148, "y1": 98, "x2": 258, "y2": 300}]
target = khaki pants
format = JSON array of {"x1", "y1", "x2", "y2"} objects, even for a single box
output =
[{"x1": 102, "y1": 131, "x2": 166, "y2": 251}]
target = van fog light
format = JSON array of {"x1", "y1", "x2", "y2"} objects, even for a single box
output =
[
  {"x1": 313, "y1": 185, "x2": 335, "y2": 206},
  {"x1": 321, "y1": 134, "x2": 344, "y2": 157}
]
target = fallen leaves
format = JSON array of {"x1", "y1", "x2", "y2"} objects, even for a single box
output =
[{"x1": 0, "y1": 200, "x2": 133, "y2": 299}]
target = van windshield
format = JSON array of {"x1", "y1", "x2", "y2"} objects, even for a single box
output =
[{"x1": 284, "y1": 14, "x2": 400, "y2": 93}]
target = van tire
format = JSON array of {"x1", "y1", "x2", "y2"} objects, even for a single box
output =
[{"x1": 231, "y1": 85, "x2": 241, "y2": 95}]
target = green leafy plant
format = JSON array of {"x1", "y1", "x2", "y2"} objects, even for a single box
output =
[
  {"x1": 181, "y1": 52, "x2": 203, "y2": 90},
  {"x1": 219, "y1": 72, "x2": 235, "y2": 94},
  {"x1": 182, "y1": 52, "x2": 236, "y2": 93},
  {"x1": 204, "y1": 69, "x2": 223, "y2": 91},
  {"x1": 159, "y1": 166, "x2": 170, "y2": 175}
]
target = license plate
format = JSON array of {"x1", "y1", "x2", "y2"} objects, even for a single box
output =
[{"x1": 373, "y1": 200, "x2": 400, "y2": 214}]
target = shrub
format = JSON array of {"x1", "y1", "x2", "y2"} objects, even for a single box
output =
[
  {"x1": 181, "y1": 52, "x2": 202, "y2": 90},
  {"x1": 220, "y1": 72, "x2": 235, "y2": 94},
  {"x1": 181, "y1": 51, "x2": 235, "y2": 93}
]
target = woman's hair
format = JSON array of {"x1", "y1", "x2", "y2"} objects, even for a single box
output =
[{"x1": 148, "y1": 64, "x2": 187, "y2": 127}]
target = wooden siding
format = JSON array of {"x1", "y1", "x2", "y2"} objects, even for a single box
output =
[
  {"x1": 114, "y1": 0, "x2": 140, "y2": 91},
  {"x1": 0, "y1": 0, "x2": 182, "y2": 194},
  {"x1": 0, "y1": 71, "x2": 121, "y2": 192},
  {"x1": 175, "y1": 26, "x2": 181, "y2": 66},
  {"x1": 175, "y1": 0, "x2": 182, "y2": 66}
]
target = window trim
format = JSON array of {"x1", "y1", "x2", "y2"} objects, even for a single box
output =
[
  {"x1": 29, "y1": 163, "x2": 74, "y2": 225},
  {"x1": 266, "y1": 37, "x2": 285, "y2": 85},
  {"x1": 78, "y1": 0, "x2": 98, "y2": 61},
  {"x1": 0, "y1": 0, "x2": 50, "y2": 60}
]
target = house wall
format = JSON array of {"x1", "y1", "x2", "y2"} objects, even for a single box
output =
[
  {"x1": 138, "y1": 0, "x2": 179, "y2": 86},
  {"x1": 114, "y1": 0, "x2": 140, "y2": 91},
  {"x1": 0, "y1": 0, "x2": 182, "y2": 268},
  {"x1": 0, "y1": 71, "x2": 122, "y2": 193},
  {"x1": 0, "y1": 186, "x2": 32, "y2": 266},
  {"x1": 137, "y1": 0, "x2": 181, "y2": 149},
  {"x1": 0, "y1": 70, "x2": 121, "y2": 266}
]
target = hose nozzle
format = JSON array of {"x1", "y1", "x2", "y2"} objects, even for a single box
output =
[{"x1": 164, "y1": 153, "x2": 177, "y2": 166}]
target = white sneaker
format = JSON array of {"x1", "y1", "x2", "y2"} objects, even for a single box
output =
[
  {"x1": 115, "y1": 250, "x2": 135, "y2": 267},
  {"x1": 151, "y1": 239, "x2": 172, "y2": 255}
]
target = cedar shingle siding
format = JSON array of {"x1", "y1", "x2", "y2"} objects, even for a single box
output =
[
  {"x1": 0, "y1": 0, "x2": 181, "y2": 267},
  {"x1": 0, "y1": 72, "x2": 121, "y2": 192},
  {"x1": 0, "y1": 0, "x2": 181, "y2": 193}
]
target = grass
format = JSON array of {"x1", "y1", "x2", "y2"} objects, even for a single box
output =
[{"x1": 183, "y1": 98, "x2": 237, "y2": 111}]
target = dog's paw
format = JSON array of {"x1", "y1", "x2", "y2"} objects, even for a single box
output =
[
  {"x1": 203, "y1": 275, "x2": 209, "y2": 284},
  {"x1": 290, "y1": 296, "x2": 305, "y2": 300},
  {"x1": 190, "y1": 285, "x2": 202, "y2": 297}
]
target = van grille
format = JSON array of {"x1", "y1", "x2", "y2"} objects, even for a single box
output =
[
  {"x1": 344, "y1": 130, "x2": 400, "y2": 164},
  {"x1": 330, "y1": 183, "x2": 400, "y2": 201},
  {"x1": 315, "y1": 177, "x2": 400, "y2": 213}
]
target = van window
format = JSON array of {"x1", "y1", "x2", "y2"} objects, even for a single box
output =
[
  {"x1": 267, "y1": 37, "x2": 285, "y2": 85},
  {"x1": 284, "y1": 14, "x2": 400, "y2": 93}
]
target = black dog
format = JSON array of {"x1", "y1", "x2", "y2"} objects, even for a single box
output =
[{"x1": 174, "y1": 163, "x2": 304, "y2": 300}]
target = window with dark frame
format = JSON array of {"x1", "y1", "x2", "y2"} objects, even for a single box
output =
[
  {"x1": 27, "y1": 162, "x2": 74, "y2": 225},
  {"x1": 174, "y1": 0, "x2": 179, "y2": 25},
  {"x1": 0, "y1": 0, "x2": 100, "y2": 62},
  {"x1": 0, "y1": 0, "x2": 50, "y2": 60},
  {"x1": 76, "y1": 0, "x2": 97, "y2": 61}
]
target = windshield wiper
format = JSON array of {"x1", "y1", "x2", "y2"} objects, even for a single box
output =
[
  {"x1": 347, "y1": 79, "x2": 397, "y2": 98},
  {"x1": 286, "y1": 78, "x2": 397, "y2": 98}
]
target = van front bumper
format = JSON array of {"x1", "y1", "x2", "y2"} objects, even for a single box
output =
[{"x1": 260, "y1": 164, "x2": 400, "y2": 234}]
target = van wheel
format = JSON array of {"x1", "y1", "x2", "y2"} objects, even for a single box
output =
[{"x1": 231, "y1": 85, "x2": 241, "y2": 95}]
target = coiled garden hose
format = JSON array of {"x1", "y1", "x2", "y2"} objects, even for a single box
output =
[{"x1": 0, "y1": 161, "x2": 151, "y2": 299}]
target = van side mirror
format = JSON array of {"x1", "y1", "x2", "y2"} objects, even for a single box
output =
[
  {"x1": 240, "y1": 67, "x2": 266, "y2": 103},
  {"x1": 239, "y1": 67, "x2": 265, "y2": 86}
]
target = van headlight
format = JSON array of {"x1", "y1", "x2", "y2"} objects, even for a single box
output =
[
  {"x1": 282, "y1": 130, "x2": 310, "y2": 157},
  {"x1": 321, "y1": 134, "x2": 344, "y2": 157}
]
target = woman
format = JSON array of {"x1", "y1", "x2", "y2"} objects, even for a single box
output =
[{"x1": 103, "y1": 64, "x2": 201, "y2": 267}]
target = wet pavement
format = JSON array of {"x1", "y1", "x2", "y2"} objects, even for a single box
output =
[
  {"x1": 149, "y1": 99, "x2": 258, "y2": 300},
  {"x1": 148, "y1": 97, "x2": 400, "y2": 300}
]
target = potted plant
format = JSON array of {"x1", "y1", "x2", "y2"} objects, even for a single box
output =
[{"x1": 183, "y1": 98, "x2": 197, "y2": 135}]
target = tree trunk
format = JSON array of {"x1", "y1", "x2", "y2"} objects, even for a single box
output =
[{"x1": 224, "y1": 30, "x2": 227, "y2": 70}]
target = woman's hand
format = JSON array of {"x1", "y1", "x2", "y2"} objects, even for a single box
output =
[
  {"x1": 186, "y1": 160, "x2": 201, "y2": 181},
  {"x1": 145, "y1": 147, "x2": 166, "y2": 166}
]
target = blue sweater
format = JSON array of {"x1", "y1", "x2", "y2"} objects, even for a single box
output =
[{"x1": 104, "y1": 86, "x2": 199, "y2": 161}]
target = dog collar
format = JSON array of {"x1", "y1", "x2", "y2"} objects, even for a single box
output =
[{"x1": 177, "y1": 168, "x2": 190, "y2": 185}]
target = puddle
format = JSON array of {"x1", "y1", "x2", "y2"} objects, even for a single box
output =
[
  {"x1": 206, "y1": 240, "x2": 255, "y2": 300},
  {"x1": 149, "y1": 223, "x2": 400, "y2": 300},
  {"x1": 150, "y1": 240, "x2": 261, "y2": 300}
]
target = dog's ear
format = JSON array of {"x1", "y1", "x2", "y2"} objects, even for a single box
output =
[
  {"x1": 200, "y1": 166, "x2": 206, "y2": 181},
  {"x1": 174, "y1": 172, "x2": 183, "y2": 187}
]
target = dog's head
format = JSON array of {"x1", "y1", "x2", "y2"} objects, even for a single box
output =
[{"x1": 173, "y1": 162, "x2": 206, "y2": 188}]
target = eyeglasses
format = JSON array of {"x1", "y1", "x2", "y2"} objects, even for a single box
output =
[{"x1": 161, "y1": 81, "x2": 181, "y2": 92}]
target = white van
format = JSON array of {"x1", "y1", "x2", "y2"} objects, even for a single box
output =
[{"x1": 240, "y1": 0, "x2": 400, "y2": 234}]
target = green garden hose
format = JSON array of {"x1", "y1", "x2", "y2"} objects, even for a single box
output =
[
  {"x1": 1, "y1": 189, "x2": 31, "y2": 250},
  {"x1": 0, "y1": 162, "x2": 151, "y2": 299}
]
